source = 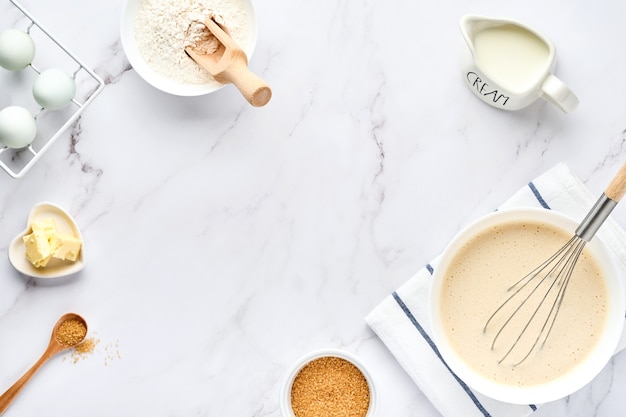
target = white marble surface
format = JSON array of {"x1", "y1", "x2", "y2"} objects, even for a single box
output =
[{"x1": 1, "y1": 0, "x2": 626, "y2": 415}]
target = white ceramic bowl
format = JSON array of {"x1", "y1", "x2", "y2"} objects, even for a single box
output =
[
  {"x1": 429, "y1": 207, "x2": 625, "y2": 404},
  {"x1": 120, "y1": 0, "x2": 257, "y2": 96},
  {"x1": 280, "y1": 349, "x2": 377, "y2": 417}
]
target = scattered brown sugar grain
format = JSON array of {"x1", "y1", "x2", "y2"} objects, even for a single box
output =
[
  {"x1": 74, "y1": 337, "x2": 97, "y2": 354},
  {"x1": 290, "y1": 356, "x2": 370, "y2": 417},
  {"x1": 70, "y1": 337, "x2": 99, "y2": 364},
  {"x1": 55, "y1": 318, "x2": 87, "y2": 346},
  {"x1": 63, "y1": 333, "x2": 121, "y2": 366}
]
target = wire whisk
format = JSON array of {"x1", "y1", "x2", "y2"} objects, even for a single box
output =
[{"x1": 484, "y1": 162, "x2": 626, "y2": 366}]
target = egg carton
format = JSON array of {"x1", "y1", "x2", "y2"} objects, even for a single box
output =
[{"x1": 0, "y1": 0, "x2": 105, "y2": 179}]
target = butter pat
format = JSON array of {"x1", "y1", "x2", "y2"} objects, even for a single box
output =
[
  {"x1": 49, "y1": 233, "x2": 82, "y2": 261},
  {"x1": 23, "y1": 229, "x2": 52, "y2": 267},
  {"x1": 23, "y1": 218, "x2": 82, "y2": 268},
  {"x1": 31, "y1": 217, "x2": 57, "y2": 238}
]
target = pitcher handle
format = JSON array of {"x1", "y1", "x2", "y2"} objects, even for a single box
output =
[{"x1": 540, "y1": 74, "x2": 579, "y2": 113}]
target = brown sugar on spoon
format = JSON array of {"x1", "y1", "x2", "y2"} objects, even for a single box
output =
[{"x1": 55, "y1": 317, "x2": 88, "y2": 346}]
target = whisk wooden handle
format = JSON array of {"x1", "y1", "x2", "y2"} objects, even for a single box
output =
[{"x1": 605, "y1": 162, "x2": 626, "y2": 202}]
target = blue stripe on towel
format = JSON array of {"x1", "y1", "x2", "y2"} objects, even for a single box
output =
[
  {"x1": 419, "y1": 266, "x2": 538, "y2": 412},
  {"x1": 419, "y1": 178, "x2": 550, "y2": 412},
  {"x1": 523, "y1": 183, "x2": 543, "y2": 411},
  {"x1": 390, "y1": 182, "x2": 550, "y2": 413},
  {"x1": 528, "y1": 181, "x2": 550, "y2": 209},
  {"x1": 392, "y1": 291, "x2": 493, "y2": 417}
]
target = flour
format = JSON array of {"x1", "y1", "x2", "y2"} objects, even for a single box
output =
[{"x1": 134, "y1": 0, "x2": 250, "y2": 85}]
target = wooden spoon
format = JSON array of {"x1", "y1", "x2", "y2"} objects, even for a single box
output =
[
  {"x1": 185, "y1": 18, "x2": 272, "y2": 107},
  {"x1": 0, "y1": 313, "x2": 87, "y2": 414}
]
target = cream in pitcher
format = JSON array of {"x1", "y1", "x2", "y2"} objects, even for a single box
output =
[{"x1": 460, "y1": 15, "x2": 579, "y2": 113}]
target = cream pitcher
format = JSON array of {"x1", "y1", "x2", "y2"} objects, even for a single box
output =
[{"x1": 459, "y1": 15, "x2": 578, "y2": 113}]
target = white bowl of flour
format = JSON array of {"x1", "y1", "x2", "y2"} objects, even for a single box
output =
[{"x1": 121, "y1": 0, "x2": 257, "y2": 96}]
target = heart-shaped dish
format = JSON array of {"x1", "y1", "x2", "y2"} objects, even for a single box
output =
[{"x1": 9, "y1": 202, "x2": 85, "y2": 278}]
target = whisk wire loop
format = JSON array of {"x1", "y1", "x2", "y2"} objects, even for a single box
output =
[
  {"x1": 484, "y1": 236, "x2": 576, "y2": 338},
  {"x1": 484, "y1": 163, "x2": 626, "y2": 367},
  {"x1": 540, "y1": 240, "x2": 586, "y2": 346},
  {"x1": 485, "y1": 235, "x2": 593, "y2": 365}
]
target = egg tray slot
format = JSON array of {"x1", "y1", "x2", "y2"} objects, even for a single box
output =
[{"x1": 0, "y1": 0, "x2": 105, "y2": 179}]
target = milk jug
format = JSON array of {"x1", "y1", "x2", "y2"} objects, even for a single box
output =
[{"x1": 460, "y1": 15, "x2": 578, "y2": 113}]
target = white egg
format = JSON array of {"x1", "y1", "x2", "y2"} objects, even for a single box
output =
[
  {"x1": 0, "y1": 106, "x2": 37, "y2": 149},
  {"x1": 33, "y1": 68, "x2": 76, "y2": 110},
  {"x1": 0, "y1": 29, "x2": 36, "y2": 71}
]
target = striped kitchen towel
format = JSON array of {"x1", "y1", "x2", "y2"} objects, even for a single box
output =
[{"x1": 365, "y1": 163, "x2": 626, "y2": 417}]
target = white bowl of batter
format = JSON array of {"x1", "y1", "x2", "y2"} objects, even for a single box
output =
[
  {"x1": 430, "y1": 207, "x2": 624, "y2": 405},
  {"x1": 120, "y1": 0, "x2": 257, "y2": 96}
]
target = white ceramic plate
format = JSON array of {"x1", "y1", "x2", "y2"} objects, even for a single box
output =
[
  {"x1": 429, "y1": 207, "x2": 625, "y2": 404},
  {"x1": 9, "y1": 202, "x2": 85, "y2": 278},
  {"x1": 120, "y1": 0, "x2": 257, "y2": 96}
]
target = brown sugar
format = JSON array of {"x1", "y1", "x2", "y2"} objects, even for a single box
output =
[
  {"x1": 55, "y1": 318, "x2": 87, "y2": 346},
  {"x1": 70, "y1": 337, "x2": 99, "y2": 364},
  {"x1": 290, "y1": 356, "x2": 370, "y2": 417},
  {"x1": 75, "y1": 337, "x2": 97, "y2": 354},
  {"x1": 63, "y1": 333, "x2": 121, "y2": 366}
]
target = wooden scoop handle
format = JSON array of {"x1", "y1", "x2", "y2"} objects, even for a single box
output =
[
  {"x1": 605, "y1": 161, "x2": 626, "y2": 202},
  {"x1": 219, "y1": 58, "x2": 272, "y2": 107}
]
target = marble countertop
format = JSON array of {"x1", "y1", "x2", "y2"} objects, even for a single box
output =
[{"x1": 1, "y1": 0, "x2": 626, "y2": 415}]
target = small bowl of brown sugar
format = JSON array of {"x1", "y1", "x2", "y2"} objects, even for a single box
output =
[{"x1": 280, "y1": 349, "x2": 377, "y2": 417}]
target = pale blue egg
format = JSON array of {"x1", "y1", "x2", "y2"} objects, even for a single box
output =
[
  {"x1": 0, "y1": 106, "x2": 37, "y2": 149},
  {"x1": 0, "y1": 29, "x2": 35, "y2": 71},
  {"x1": 33, "y1": 69, "x2": 76, "y2": 110}
]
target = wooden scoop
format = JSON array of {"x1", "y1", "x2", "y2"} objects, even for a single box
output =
[{"x1": 186, "y1": 18, "x2": 272, "y2": 107}]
